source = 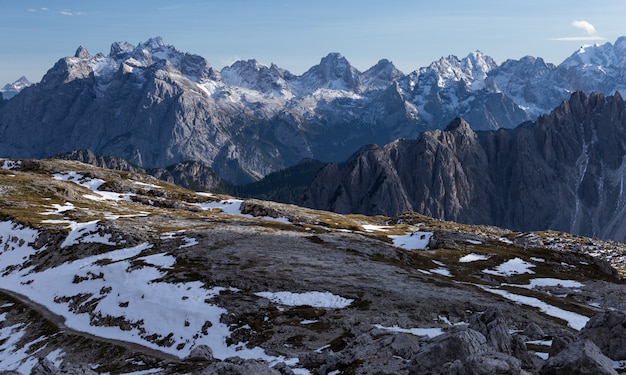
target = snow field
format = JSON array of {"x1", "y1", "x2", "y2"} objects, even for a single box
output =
[{"x1": 0, "y1": 232, "x2": 301, "y2": 370}]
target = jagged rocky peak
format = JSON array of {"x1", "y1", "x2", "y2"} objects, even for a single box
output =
[
  {"x1": 444, "y1": 116, "x2": 473, "y2": 133},
  {"x1": 74, "y1": 45, "x2": 90, "y2": 58},
  {"x1": 296, "y1": 52, "x2": 363, "y2": 94},
  {"x1": 220, "y1": 59, "x2": 289, "y2": 94},
  {"x1": 0, "y1": 76, "x2": 33, "y2": 99},
  {"x1": 362, "y1": 59, "x2": 405, "y2": 90},
  {"x1": 109, "y1": 40, "x2": 135, "y2": 59}
]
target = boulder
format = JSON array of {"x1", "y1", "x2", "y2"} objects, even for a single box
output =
[
  {"x1": 548, "y1": 330, "x2": 576, "y2": 357},
  {"x1": 443, "y1": 351, "x2": 523, "y2": 375},
  {"x1": 197, "y1": 356, "x2": 284, "y2": 375},
  {"x1": 185, "y1": 344, "x2": 214, "y2": 362},
  {"x1": 578, "y1": 310, "x2": 626, "y2": 360},
  {"x1": 523, "y1": 322, "x2": 546, "y2": 341},
  {"x1": 409, "y1": 326, "x2": 489, "y2": 373},
  {"x1": 539, "y1": 339, "x2": 617, "y2": 375},
  {"x1": 469, "y1": 307, "x2": 512, "y2": 354}
]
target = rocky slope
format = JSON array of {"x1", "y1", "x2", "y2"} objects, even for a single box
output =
[
  {"x1": 0, "y1": 158, "x2": 625, "y2": 374},
  {"x1": 303, "y1": 91, "x2": 626, "y2": 243},
  {"x1": 4, "y1": 37, "x2": 626, "y2": 183}
]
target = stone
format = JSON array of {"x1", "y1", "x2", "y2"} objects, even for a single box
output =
[
  {"x1": 539, "y1": 339, "x2": 618, "y2": 375},
  {"x1": 444, "y1": 351, "x2": 523, "y2": 375},
  {"x1": 409, "y1": 326, "x2": 489, "y2": 373},
  {"x1": 523, "y1": 322, "x2": 546, "y2": 340},
  {"x1": 197, "y1": 356, "x2": 284, "y2": 375},
  {"x1": 548, "y1": 330, "x2": 576, "y2": 357},
  {"x1": 578, "y1": 310, "x2": 626, "y2": 360},
  {"x1": 469, "y1": 307, "x2": 513, "y2": 354},
  {"x1": 185, "y1": 344, "x2": 214, "y2": 362}
]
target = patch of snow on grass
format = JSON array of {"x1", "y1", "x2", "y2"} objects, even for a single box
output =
[
  {"x1": 0, "y1": 322, "x2": 41, "y2": 373},
  {"x1": 466, "y1": 239, "x2": 482, "y2": 245},
  {"x1": 0, "y1": 221, "x2": 43, "y2": 272},
  {"x1": 459, "y1": 253, "x2": 491, "y2": 263},
  {"x1": 40, "y1": 202, "x2": 76, "y2": 215},
  {"x1": 511, "y1": 278, "x2": 584, "y2": 289},
  {"x1": 362, "y1": 224, "x2": 393, "y2": 232},
  {"x1": 53, "y1": 172, "x2": 134, "y2": 201},
  {"x1": 481, "y1": 287, "x2": 589, "y2": 330},
  {"x1": 60, "y1": 220, "x2": 115, "y2": 248},
  {"x1": 483, "y1": 257, "x2": 535, "y2": 276},
  {"x1": 255, "y1": 291, "x2": 353, "y2": 308},
  {"x1": 1, "y1": 160, "x2": 21, "y2": 170},
  {"x1": 133, "y1": 181, "x2": 162, "y2": 189},
  {"x1": 374, "y1": 324, "x2": 445, "y2": 338},
  {"x1": 530, "y1": 257, "x2": 545, "y2": 263},
  {"x1": 431, "y1": 268, "x2": 452, "y2": 277},
  {"x1": 194, "y1": 199, "x2": 290, "y2": 223},
  {"x1": 390, "y1": 231, "x2": 433, "y2": 250}
]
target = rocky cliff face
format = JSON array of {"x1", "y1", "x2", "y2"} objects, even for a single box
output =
[{"x1": 304, "y1": 91, "x2": 626, "y2": 242}]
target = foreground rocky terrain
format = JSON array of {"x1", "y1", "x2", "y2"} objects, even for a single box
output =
[{"x1": 0, "y1": 158, "x2": 625, "y2": 374}]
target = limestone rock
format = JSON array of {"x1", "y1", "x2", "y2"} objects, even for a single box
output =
[
  {"x1": 523, "y1": 322, "x2": 546, "y2": 341},
  {"x1": 469, "y1": 307, "x2": 513, "y2": 354},
  {"x1": 195, "y1": 357, "x2": 285, "y2": 375},
  {"x1": 578, "y1": 310, "x2": 626, "y2": 360},
  {"x1": 185, "y1": 344, "x2": 214, "y2": 362},
  {"x1": 539, "y1": 339, "x2": 618, "y2": 375},
  {"x1": 548, "y1": 330, "x2": 576, "y2": 357},
  {"x1": 443, "y1": 351, "x2": 523, "y2": 375},
  {"x1": 409, "y1": 326, "x2": 489, "y2": 373}
]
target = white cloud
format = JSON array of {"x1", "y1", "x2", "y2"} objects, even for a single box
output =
[
  {"x1": 549, "y1": 20, "x2": 605, "y2": 42},
  {"x1": 572, "y1": 20, "x2": 597, "y2": 35},
  {"x1": 549, "y1": 36, "x2": 605, "y2": 42},
  {"x1": 57, "y1": 9, "x2": 86, "y2": 16}
]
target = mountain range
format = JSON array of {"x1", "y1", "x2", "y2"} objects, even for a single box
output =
[
  {"x1": 4, "y1": 36, "x2": 626, "y2": 185},
  {"x1": 303, "y1": 91, "x2": 626, "y2": 242}
]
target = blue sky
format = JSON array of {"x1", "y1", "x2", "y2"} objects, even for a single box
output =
[{"x1": 1, "y1": 1, "x2": 625, "y2": 85}]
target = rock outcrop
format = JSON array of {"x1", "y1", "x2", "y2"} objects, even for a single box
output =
[
  {"x1": 578, "y1": 311, "x2": 626, "y2": 360},
  {"x1": 305, "y1": 91, "x2": 626, "y2": 242},
  {"x1": 539, "y1": 340, "x2": 618, "y2": 375}
]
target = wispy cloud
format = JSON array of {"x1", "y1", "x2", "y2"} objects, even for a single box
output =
[
  {"x1": 549, "y1": 20, "x2": 605, "y2": 42},
  {"x1": 58, "y1": 9, "x2": 86, "y2": 16},
  {"x1": 26, "y1": 7, "x2": 85, "y2": 16}
]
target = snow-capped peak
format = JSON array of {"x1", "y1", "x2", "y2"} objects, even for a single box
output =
[
  {"x1": 220, "y1": 59, "x2": 291, "y2": 97},
  {"x1": 559, "y1": 39, "x2": 626, "y2": 68},
  {"x1": 362, "y1": 59, "x2": 404, "y2": 90},
  {"x1": 291, "y1": 53, "x2": 363, "y2": 96},
  {"x1": 0, "y1": 76, "x2": 33, "y2": 99},
  {"x1": 420, "y1": 51, "x2": 497, "y2": 91}
]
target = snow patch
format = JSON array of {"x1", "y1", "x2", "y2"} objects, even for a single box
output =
[
  {"x1": 483, "y1": 257, "x2": 536, "y2": 276},
  {"x1": 481, "y1": 287, "x2": 589, "y2": 330},
  {"x1": 459, "y1": 253, "x2": 491, "y2": 263},
  {"x1": 374, "y1": 324, "x2": 445, "y2": 338},
  {"x1": 1, "y1": 160, "x2": 21, "y2": 170},
  {"x1": 390, "y1": 231, "x2": 433, "y2": 250},
  {"x1": 255, "y1": 291, "x2": 353, "y2": 308}
]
